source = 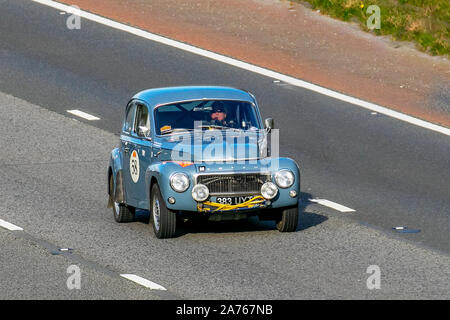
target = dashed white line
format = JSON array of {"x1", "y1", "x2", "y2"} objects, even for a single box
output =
[
  {"x1": 120, "y1": 274, "x2": 167, "y2": 290},
  {"x1": 67, "y1": 110, "x2": 100, "y2": 121},
  {"x1": 0, "y1": 219, "x2": 24, "y2": 231},
  {"x1": 309, "y1": 199, "x2": 356, "y2": 213},
  {"x1": 32, "y1": 0, "x2": 450, "y2": 137}
]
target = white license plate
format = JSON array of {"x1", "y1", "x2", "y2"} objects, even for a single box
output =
[{"x1": 215, "y1": 196, "x2": 254, "y2": 205}]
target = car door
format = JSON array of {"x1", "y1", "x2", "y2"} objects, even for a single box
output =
[
  {"x1": 121, "y1": 101, "x2": 140, "y2": 208},
  {"x1": 131, "y1": 102, "x2": 153, "y2": 209}
]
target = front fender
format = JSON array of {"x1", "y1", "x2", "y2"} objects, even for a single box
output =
[
  {"x1": 108, "y1": 147, "x2": 126, "y2": 206},
  {"x1": 146, "y1": 161, "x2": 198, "y2": 211},
  {"x1": 267, "y1": 157, "x2": 300, "y2": 208}
]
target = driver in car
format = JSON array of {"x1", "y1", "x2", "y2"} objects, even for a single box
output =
[{"x1": 210, "y1": 101, "x2": 231, "y2": 127}]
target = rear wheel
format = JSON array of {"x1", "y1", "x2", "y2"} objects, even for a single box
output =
[
  {"x1": 111, "y1": 174, "x2": 135, "y2": 222},
  {"x1": 151, "y1": 184, "x2": 177, "y2": 239},
  {"x1": 113, "y1": 201, "x2": 135, "y2": 223},
  {"x1": 275, "y1": 205, "x2": 299, "y2": 232}
]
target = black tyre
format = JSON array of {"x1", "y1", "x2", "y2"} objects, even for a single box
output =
[
  {"x1": 113, "y1": 201, "x2": 135, "y2": 223},
  {"x1": 151, "y1": 184, "x2": 177, "y2": 239},
  {"x1": 275, "y1": 205, "x2": 299, "y2": 232}
]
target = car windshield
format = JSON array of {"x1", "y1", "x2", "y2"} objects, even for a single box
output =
[{"x1": 154, "y1": 100, "x2": 262, "y2": 135}]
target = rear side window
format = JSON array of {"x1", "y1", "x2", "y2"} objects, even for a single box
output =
[{"x1": 123, "y1": 103, "x2": 136, "y2": 133}]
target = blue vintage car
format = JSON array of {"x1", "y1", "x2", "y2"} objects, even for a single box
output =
[{"x1": 108, "y1": 86, "x2": 300, "y2": 238}]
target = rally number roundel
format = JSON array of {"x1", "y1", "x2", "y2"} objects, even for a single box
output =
[{"x1": 130, "y1": 150, "x2": 140, "y2": 183}]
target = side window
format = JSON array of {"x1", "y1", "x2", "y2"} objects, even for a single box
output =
[
  {"x1": 134, "y1": 103, "x2": 150, "y2": 137},
  {"x1": 123, "y1": 102, "x2": 136, "y2": 134}
]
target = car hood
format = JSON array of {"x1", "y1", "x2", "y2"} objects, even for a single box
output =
[{"x1": 155, "y1": 130, "x2": 268, "y2": 162}]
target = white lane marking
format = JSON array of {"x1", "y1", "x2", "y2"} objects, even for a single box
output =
[
  {"x1": 309, "y1": 199, "x2": 356, "y2": 212},
  {"x1": 67, "y1": 110, "x2": 100, "y2": 121},
  {"x1": 32, "y1": 0, "x2": 450, "y2": 137},
  {"x1": 120, "y1": 274, "x2": 167, "y2": 290},
  {"x1": 0, "y1": 219, "x2": 24, "y2": 231}
]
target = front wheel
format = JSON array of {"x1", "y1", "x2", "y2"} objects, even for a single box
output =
[
  {"x1": 151, "y1": 184, "x2": 177, "y2": 239},
  {"x1": 275, "y1": 205, "x2": 299, "y2": 232}
]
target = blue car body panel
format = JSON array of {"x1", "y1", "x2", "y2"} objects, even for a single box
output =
[
  {"x1": 133, "y1": 86, "x2": 256, "y2": 108},
  {"x1": 108, "y1": 86, "x2": 300, "y2": 214}
]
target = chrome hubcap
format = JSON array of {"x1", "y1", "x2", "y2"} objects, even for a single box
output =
[
  {"x1": 152, "y1": 197, "x2": 161, "y2": 232},
  {"x1": 114, "y1": 201, "x2": 120, "y2": 217}
]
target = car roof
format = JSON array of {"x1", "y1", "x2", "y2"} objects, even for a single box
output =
[{"x1": 132, "y1": 86, "x2": 255, "y2": 108}]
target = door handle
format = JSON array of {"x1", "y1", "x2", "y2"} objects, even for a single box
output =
[{"x1": 124, "y1": 147, "x2": 130, "y2": 153}]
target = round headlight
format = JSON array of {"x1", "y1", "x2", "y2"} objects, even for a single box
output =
[
  {"x1": 192, "y1": 184, "x2": 209, "y2": 202},
  {"x1": 170, "y1": 173, "x2": 190, "y2": 192},
  {"x1": 261, "y1": 182, "x2": 278, "y2": 200},
  {"x1": 274, "y1": 169, "x2": 294, "y2": 188}
]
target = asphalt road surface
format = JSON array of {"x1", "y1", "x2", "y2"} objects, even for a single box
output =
[{"x1": 0, "y1": 0, "x2": 449, "y2": 299}]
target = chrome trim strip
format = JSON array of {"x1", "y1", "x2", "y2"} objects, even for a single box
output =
[
  {"x1": 193, "y1": 171, "x2": 271, "y2": 180},
  {"x1": 210, "y1": 192, "x2": 262, "y2": 196}
]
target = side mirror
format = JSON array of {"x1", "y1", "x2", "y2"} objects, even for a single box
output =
[
  {"x1": 264, "y1": 118, "x2": 274, "y2": 132},
  {"x1": 138, "y1": 126, "x2": 151, "y2": 139}
]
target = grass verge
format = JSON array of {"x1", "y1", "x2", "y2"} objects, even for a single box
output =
[{"x1": 296, "y1": 0, "x2": 449, "y2": 56}]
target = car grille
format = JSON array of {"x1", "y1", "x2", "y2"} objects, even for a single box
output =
[{"x1": 196, "y1": 173, "x2": 271, "y2": 195}]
